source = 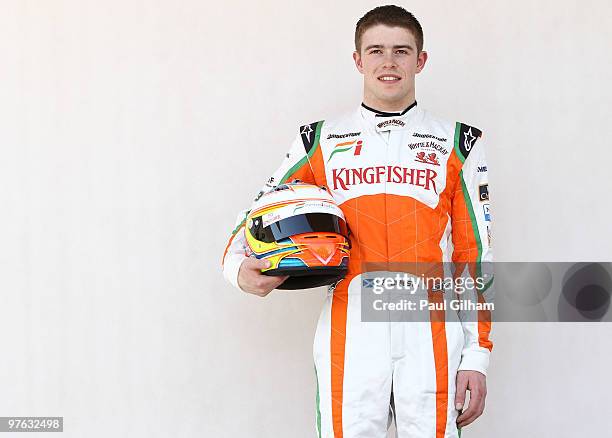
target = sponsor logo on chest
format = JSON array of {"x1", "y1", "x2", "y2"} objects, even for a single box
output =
[
  {"x1": 413, "y1": 132, "x2": 447, "y2": 142},
  {"x1": 326, "y1": 131, "x2": 361, "y2": 139},
  {"x1": 327, "y1": 140, "x2": 364, "y2": 162},
  {"x1": 331, "y1": 166, "x2": 439, "y2": 194},
  {"x1": 407, "y1": 139, "x2": 449, "y2": 167},
  {"x1": 376, "y1": 119, "x2": 405, "y2": 130},
  {"x1": 406, "y1": 140, "x2": 449, "y2": 155},
  {"x1": 415, "y1": 152, "x2": 440, "y2": 166}
]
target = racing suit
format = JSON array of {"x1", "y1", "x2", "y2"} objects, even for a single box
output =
[{"x1": 222, "y1": 101, "x2": 493, "y2": 438}]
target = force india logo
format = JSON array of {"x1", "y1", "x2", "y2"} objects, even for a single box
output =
[
  {"x1": 327, "y1": 140, "x2": 363, "y2": 162},
  {"x1": 332, "y1": 166, "x2": 438, "y2": 193}
]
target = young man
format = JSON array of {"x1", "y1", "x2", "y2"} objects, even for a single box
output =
[{"x1": 222, "y1": 5, "x2": 493, "y2": 438}]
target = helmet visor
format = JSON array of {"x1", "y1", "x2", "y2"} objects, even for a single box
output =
[{"x1": 250, "y1": 213, "x2": 348, "y2": 244}]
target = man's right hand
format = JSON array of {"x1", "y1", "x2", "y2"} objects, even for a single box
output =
[{"x1": 237, "y1": 257, "x2": 289, "y2": 297}]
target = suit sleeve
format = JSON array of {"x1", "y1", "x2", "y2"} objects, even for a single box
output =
[
  {"x1": 221, "y1": 132, "x2": 317, "y2": 291},
  {"x1": 450, "y1": 127, "x2": 494, "y2": 376}
]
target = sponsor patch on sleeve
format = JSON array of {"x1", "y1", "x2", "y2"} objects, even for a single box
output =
[
  {"x1": 479, "y1": 184, "x2": 489, "y2": 202},
  {"x1": 455, "y1": 123, "x2": 482, "y2": 161}
]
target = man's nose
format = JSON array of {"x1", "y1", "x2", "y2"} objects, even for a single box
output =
[{"x1": 382, "y1": 52, "x2": 397, "y2": 67}]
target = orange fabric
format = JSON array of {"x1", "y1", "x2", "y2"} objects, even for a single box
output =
[
  {"x1": 449, "y1": 159, "x2": 493, "y2": 352},
  {"x1": 330, "y1": 275, "x2": 353, "y2": 438},
  {"x1": 311, "y1": 139, "x2": 347, "y2": 437},
  {"x1": 308, "y1": 143, "x2": 327, "y2": 187},
  {"x1": 325, "y1": 151, "x2": 465, "y2": 437},
  {"x1": 450, "y1": 180, "x2": 479, "y2": 262},
  {"x1": 287, "y1": 159, "x2": 317, "y2": 185},
  {"x1": 477, "y1": 293, "x2": 493, "y2": 351},
  {"x1": 251, "y1": 112, "x2": 493, "y2": 437}
]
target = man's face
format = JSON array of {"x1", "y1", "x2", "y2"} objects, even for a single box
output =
[{"x1": 353, "y1": 24, "x2": 427, "y2": 109}]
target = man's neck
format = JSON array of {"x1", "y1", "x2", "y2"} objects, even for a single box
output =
[{"x1": 362, "y1": 96, "x2": 416, "y2": 114}]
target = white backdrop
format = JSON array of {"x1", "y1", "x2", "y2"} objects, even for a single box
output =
[{"x1": 1, "y1": 1, "x2": 611, "y2": 437}]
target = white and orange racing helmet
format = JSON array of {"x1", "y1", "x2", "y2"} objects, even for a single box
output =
[{"x1": 245, "y1": 181, "x2": 349, "y2": 289}]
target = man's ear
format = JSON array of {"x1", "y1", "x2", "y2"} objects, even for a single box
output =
[
  {"x1": 353, "y1": 51, "x2": 364, "y2": 74},
  {"x1": 416, "y1": 50, "x2": 428, "y2": 73}
]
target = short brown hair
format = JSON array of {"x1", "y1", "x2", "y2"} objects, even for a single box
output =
[{"x1": 355, "y1": 5, "x2": 424, "y2": 54}]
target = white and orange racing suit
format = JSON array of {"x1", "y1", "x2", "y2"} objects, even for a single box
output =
[{"x1": 222, "y1": 102, "x2": 493, "y2": 438}]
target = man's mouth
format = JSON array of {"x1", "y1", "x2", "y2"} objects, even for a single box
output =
[{"x1": 377, "y1": 75, "x2": 401, "y2": 83}]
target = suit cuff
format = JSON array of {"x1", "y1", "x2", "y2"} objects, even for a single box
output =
[
  {"x1": 223, "y1": 254, "x2": 248, "y2": 291},
  {"x1": 457, "y1": 348, "x2": 489, "y2": 376}
]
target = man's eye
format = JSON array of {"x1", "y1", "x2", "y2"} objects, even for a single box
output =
[
  {"x1": 396, "y1": 50, "x2": 408, "y2": 55},
  {"x1": 370, "y1": 49, "x2": 382, "y2": 54}
]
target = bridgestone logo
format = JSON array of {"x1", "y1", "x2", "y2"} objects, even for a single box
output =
[
  {"x1": 327, "y1": 132, "x2": 361, "y2": 139},
  {"x1": 413, "y1": 132, "x2": 447, "y2": 142},
  {"x1": 332, "y1": 166, "x2": 438, "y2": 193},
  {"x1": 376, "y1": 119, "x2": 405, "y2": 129}
]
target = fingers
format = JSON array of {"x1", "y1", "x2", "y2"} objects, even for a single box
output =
[
  {"x1": 456, "y1": 389, "x2": 484, "y2": 427},
  {"x1": 237, "y1": 258, "x2": 288, "y2": 296},
  {"x1": 454, "y1": 372, "x2": 468, "y2": 411},
  {"x1": 456, "y1": 373, "x2": 487, "y2": 428},
  {"x1": 245, "y1": 273, "x2": 287, "y2": 296},
  {"x1": 244, "y1": 257, "x2": 271, "y2": 270},
  {"x1": 248, "y1": 275, "x2": 289, "y2": 297}
]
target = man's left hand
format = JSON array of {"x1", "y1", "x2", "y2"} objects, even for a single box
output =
[{"x1": 455, "y1": 370, "x2": 487, "y2": 428}]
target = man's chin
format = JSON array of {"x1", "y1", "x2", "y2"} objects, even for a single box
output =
[{"x1": 374, "y1": 92, "x2": 410, "y2": 105}]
